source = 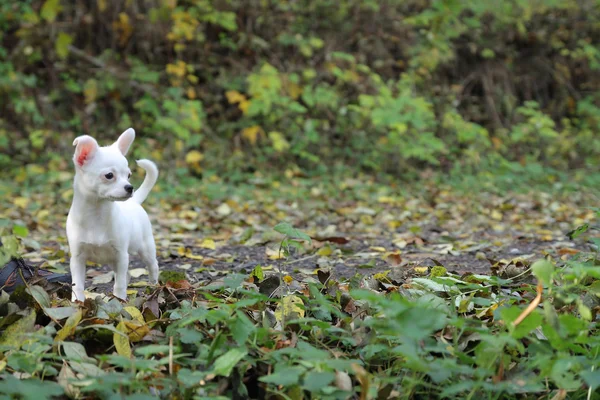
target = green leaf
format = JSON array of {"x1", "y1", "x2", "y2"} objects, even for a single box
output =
[
  {"x1": 61, "y1": 341, "x2": 96, "y2": 364},
  {"x1": 0, "y1": 374, "x2": 64, "y2": 400},
  {"x1": 212, "y1": 348, "x2": 247, "y2": 377},
  {"x1": 27, "y1": 285, "x2": 50, "y2": 308},
  {"x1": 577, "y1": 301, "x2": 592, "y2": 321},
  {"x1": 567, "y1": 223, "x2": 589, "y2": 239},
  {"x1": 531, "y1": 259, "x2": 554, "y2": 285},
  {"x1": 40, "y1": 0, "x2": 62, "y2": 22},
  {"x1": 500, "y1": 306, "x2": 543, "y2": 339},
  {"x1": 259, "y1": 366, "x2": 305, "y2": 386},
  {"x1": 178, "y1": 327, "x2": 204, "y2": 344},
  {"x1": 302, "y1": 371, "x2": 336, "y2": 391},
  {"x1": 581, "y1": 368, "x2": 600, "y2": 390},
  {"x1": 230, "y1": 310, "x2": 255, "y2": 345},
  {"x1": 250, "y1": 264, "x2": 264, "y2": 281},
  {"x1": 12, "y1": 225, "x2": 28, "y2": 237},
  {"x1": 274, "y1": 222, "x2": 312, "y2": 243},
  {"x1": 55, "y1": 32, "x2": 73, "y2": 59},
  {"x1": 134, "y1": 344, "x2": 172, "y2": 356}
]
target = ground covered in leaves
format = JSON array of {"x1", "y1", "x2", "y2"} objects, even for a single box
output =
[{"x1": 0, "y1": 171, "x2": 599, "y2": 399}]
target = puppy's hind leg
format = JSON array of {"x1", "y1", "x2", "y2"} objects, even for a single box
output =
[{"x1": 139, "y1": 240, "x2": 159, "y2": 285}]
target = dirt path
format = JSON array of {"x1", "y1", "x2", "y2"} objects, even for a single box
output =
[{"x1": 10, "y1": 180, "x2": 598, "y2": 296}]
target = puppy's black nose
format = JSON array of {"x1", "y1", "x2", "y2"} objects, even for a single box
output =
[{"x1": 125, "y1": 185, "x2": 134, "y2": 194}]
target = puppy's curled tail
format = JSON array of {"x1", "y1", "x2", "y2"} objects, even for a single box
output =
[{"x1": 132, "y1": 159, "x2": 158, "y2": 204}]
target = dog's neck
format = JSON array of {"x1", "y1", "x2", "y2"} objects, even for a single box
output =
[{"x1": 70, "y1": 174, "x2": 117, "y2": 224}]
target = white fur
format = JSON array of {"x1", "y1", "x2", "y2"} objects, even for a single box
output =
[{"x1": 67, "y1": 128, "x2": 159, "y2": 301}]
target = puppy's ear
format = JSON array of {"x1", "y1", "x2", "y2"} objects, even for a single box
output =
[
  {"x1": 73, "y1": 135, "x2": 98, "y2": 167},
  {"x1": 114, "y1": 128, "x2": 135, "y2": 156}
]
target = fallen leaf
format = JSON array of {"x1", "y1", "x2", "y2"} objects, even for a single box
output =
[
  {"x1": 129, "y1": 268, "x2": 148, "y2": 278},
  {"x1": 200, "y1": 238, "x2": 216, "y2": 250},
  {"x1": 274, "y1": 295, "x2": 305, "y2": 323},
  {"x1": 114, "y1": 321, "x2": 132, "y2": 358},
  {"x1": 55, "y1": 309, "x2": 83, "y2": 342}
]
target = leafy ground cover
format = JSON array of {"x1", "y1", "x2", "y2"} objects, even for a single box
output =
[{"x1": 0, "y1": 171, "x2": 599, "y2": 399}]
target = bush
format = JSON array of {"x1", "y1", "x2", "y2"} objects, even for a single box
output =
[{"x1": 1, "y1": 0, "x2": 599, "y2": 175}]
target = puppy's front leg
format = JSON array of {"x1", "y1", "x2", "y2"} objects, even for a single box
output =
[
  {"x1": 70, "y1": 251, "x2": 87, "y2": 302},
  {"x1": 113, "y1": 252, "x2": 129, "y2": 300}
]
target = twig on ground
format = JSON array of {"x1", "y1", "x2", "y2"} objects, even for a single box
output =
[{"x1": 512, "y1": 281, "x2": 543, "y2": 327}]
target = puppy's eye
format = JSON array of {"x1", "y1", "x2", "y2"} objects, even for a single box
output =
[
  {"x1": 128, "y1": 172, "x2": 131, "y2": 178},
  {"x1": 105, "y1": 173, "x2": 114, "y2": 179}
]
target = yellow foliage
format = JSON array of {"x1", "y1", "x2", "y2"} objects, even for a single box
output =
[
  {"x1": 168, "y1": 10, "x2": 198, "y2": 42},
  {"x1": 226, "y1": 90, "x2": 246, "y2": 104},
  {"x1": 286, "y1": 81, "x2": 303, "y2": 100},
  {"x1": 241, "y1": 126, "x2": 263, "y2": 145},
  {"x1": 226, "y1": 90, "x2": 251, "y2": 114},
  {"x1": 112, "y1": 13, "x2": 133, "y2": 46},
  {"x1": 166, "y1": 60, "x2": 187, "y2": 78},
  {"x1": 97, "y1": 0, "x2": 107, "y2": 12},
  {"x1": 238, "y1": 100, "x2": 251, "y2": 114},
  {"x1": 113, "y1": 321, "x2": 132, "y2": 358},
  {"x1": 200, "y1": 238, "x2": 216, "y2": 250},
  {"x1": 83, "y1": 79, "x2": 98, "y2": 104},
  {"x1": 268, "y1": 132, "x2": 290, "y2": 152},
  {"x1": 185, "y1": 150, "x2": 203, "y2": 164}
]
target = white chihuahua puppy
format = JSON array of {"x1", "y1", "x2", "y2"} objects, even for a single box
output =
[{"x1": 66, "y1": 128, "x2": 159, "y2": 301}]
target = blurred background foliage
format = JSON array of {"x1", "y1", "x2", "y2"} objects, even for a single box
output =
[{"x1": 1, "y1": 0, "x2": 600, "y2": 180}]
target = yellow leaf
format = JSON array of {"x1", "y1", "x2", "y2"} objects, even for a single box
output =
[
  {"x1": 185, "y1": 150, "x2": 204, "y2": 164},
  {"x1": 185, "y1": 250, "x2": 204, "y2": 260},
  {"x1": 37, "y1": 209, "x2": 50, "y2": 220},
  {"x1": 274, "y1": 295, "x2": 305, "y2": 323},
  {"x1": 112, "y1": 12, "x2": 133, "y2": 46},
  {"x1": 413, "y1": 266, "x2": 429, "y2": 275},
  {"x1": 122, "y1": 320, "x2": 149, "y2": 342},
  {"x1": 200, "y1": 238, "x2": 216, "y2": 250},
  {"x1": 97, "y1": 0, "x2": 107, "y2": 12},
  {"x1": 114, "y1": 321, "x2": 132, "y2": 358},
  {"x1": 54, "y1": 309, "x2": 82, "y2": 342},
  {"x1": 373, "y1": 270, "x2": 391, "y2": 281},
  {"x1": 369, "y1": 246, "x2": 386, "y2": 252},
  {"x1": 266, "y1": 247, "x2": 284, "y2": 260},
  {"x1": 55, "y1": 32, "x2": 73, "y2": 59},
  {"x1": 490, "y1": 210, "x2": 503, "y2": 221},
  {"x1": 123, "y1": 306, "x2": 145, "y2": 324},
  {"x1": 378, "y1": 196, "x2": 395, "y2": 204},
  {"x1": 41, "y1": 0, "x2": 62, "y2": 22},
  {"x1": 241, "y1": 126, "x2": 263, "y2": 145},
  {"x1": 83, "y1": 79, "x2": 98, "y2": 104},
  {"x1": 186, "y1": 87, "x2": 196, "y2": 99},
  {"x1": 14, "y1": 197, "x2": 29, "y2": 209},
  {"x1": 286, "y1": 82, "x2": 303, "y2": 100},
  {"x1": 269, "y1": 132, "x2": 290, "y2": 152},
  {"x1": 225, "y1": 90, "x2": 246, "y2": 104},
  {"x1": 283, "y1": 275, "x2": 293, "y2": 284},
  {"x1": 62, "y1": 188, "x2": 73, "y2": 202},
  {"x1": 316, "y1": 246, "x2": 332, "y2": 257},
  {"x1": 239, "y1": 100, "x2": 250, "y2": 114},
  {"x1": 166, "y1": 60, "x2": 187, "y2": 78}
]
